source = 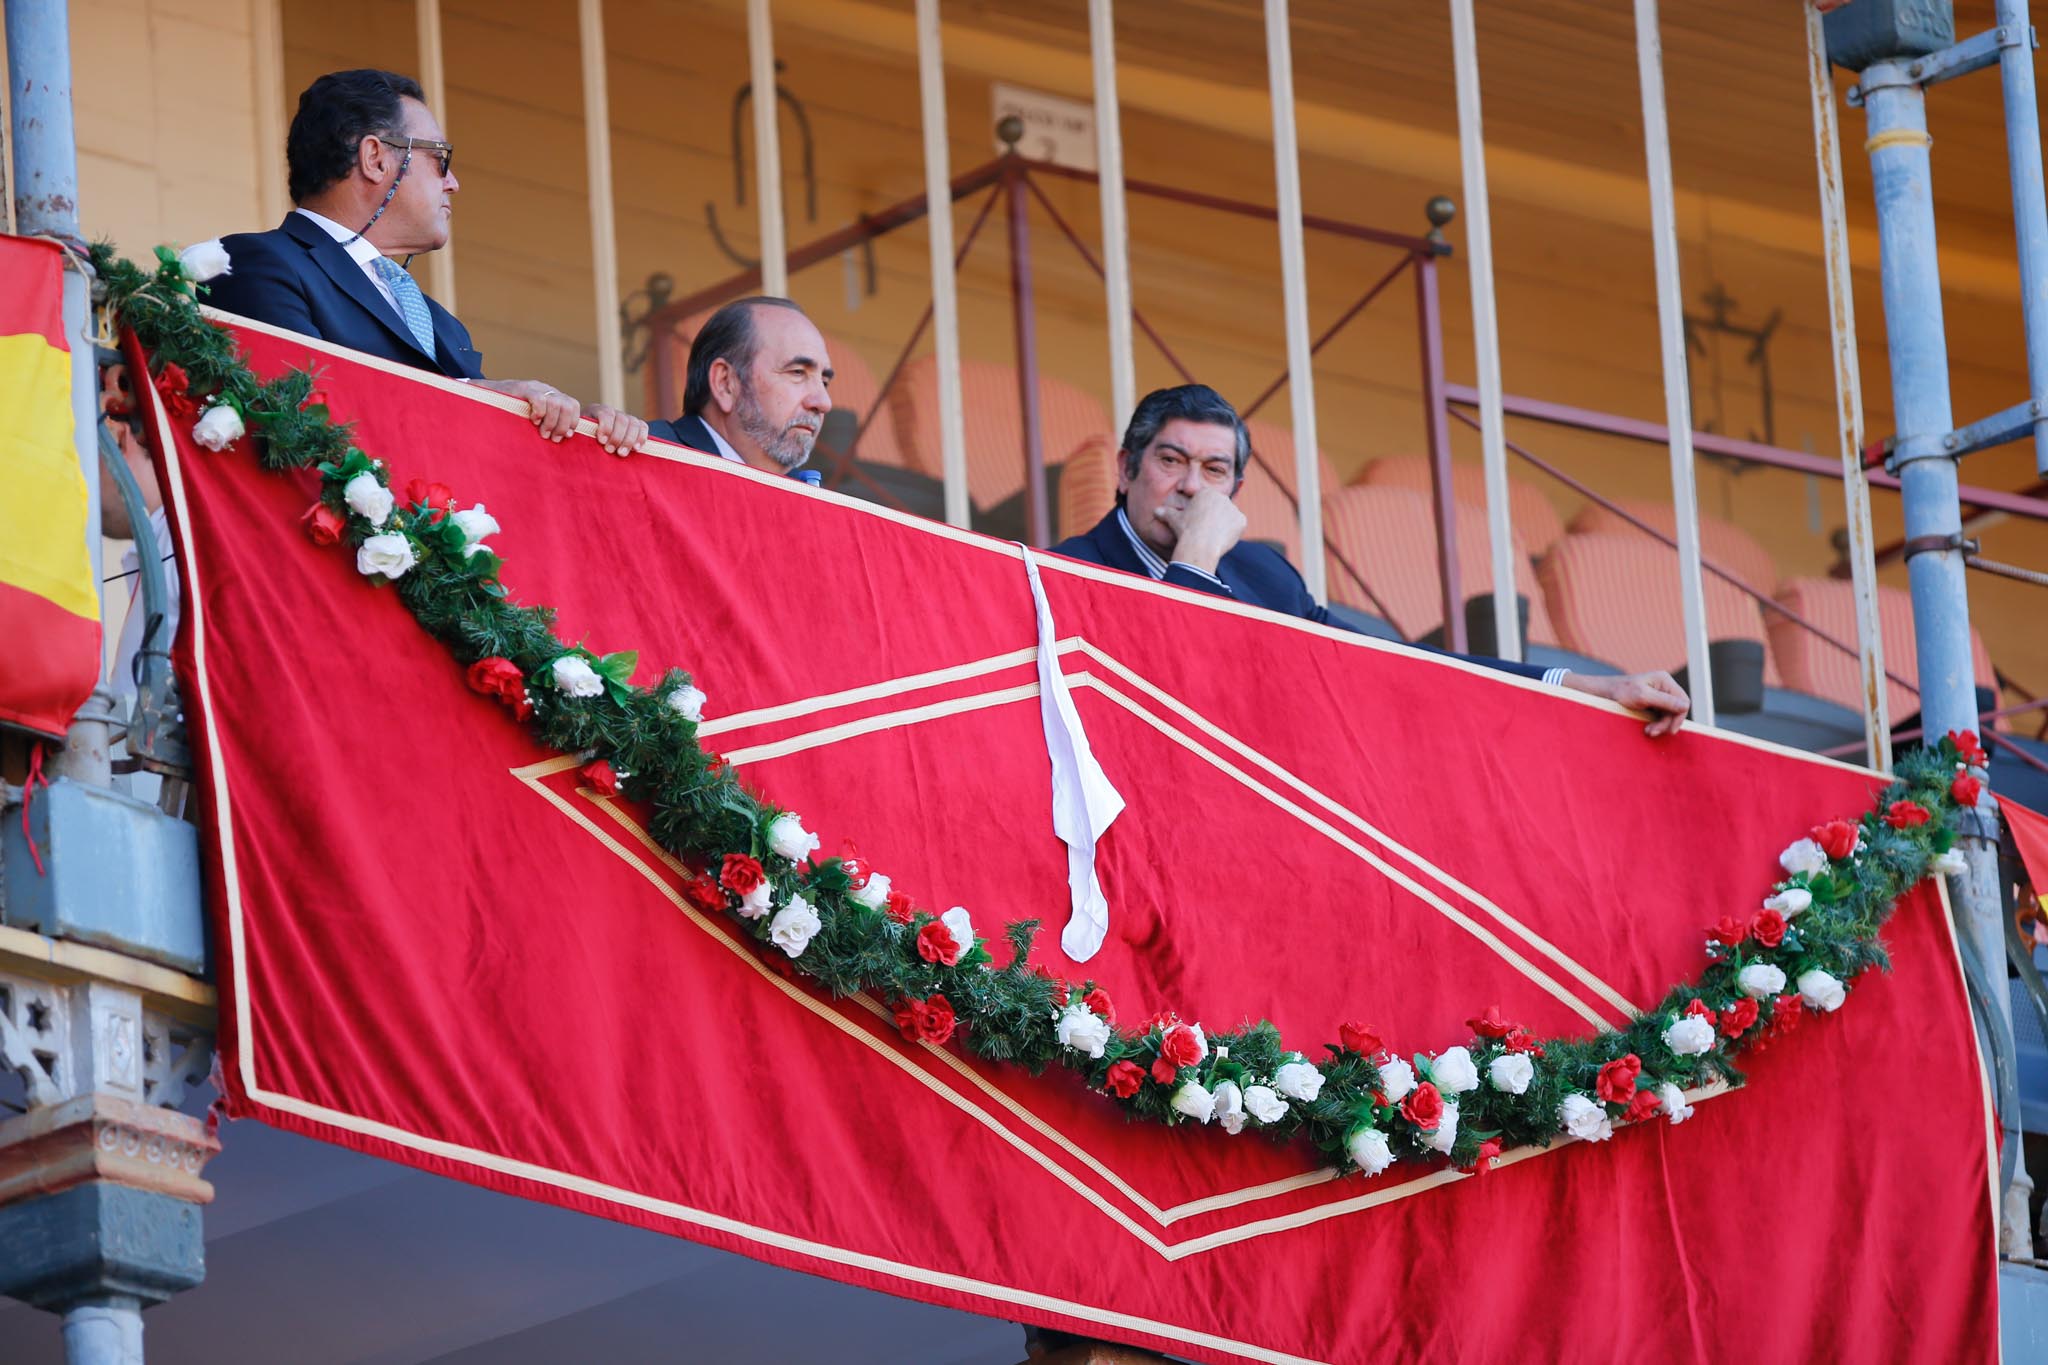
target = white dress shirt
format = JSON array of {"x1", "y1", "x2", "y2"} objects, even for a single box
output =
[{"x1": 294, "y1": 208, "x2": 399, "y2": 311}]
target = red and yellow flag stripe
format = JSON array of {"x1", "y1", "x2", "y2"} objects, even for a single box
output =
[{"x1": 0, "y1": 235, "x2": 100, "y2": 739}]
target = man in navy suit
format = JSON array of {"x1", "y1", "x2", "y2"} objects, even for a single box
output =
[
  {"x1": 206, "y1": 69, "x2": 646, "y2": 457},
  {"x1": 1052, "y1": 384, "x2": 1691, "y2": 734},
  {"x1": 648, "y1": 296, "x2": 830, "y2": 486}
]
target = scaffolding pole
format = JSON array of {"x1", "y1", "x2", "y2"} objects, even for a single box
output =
[
  {"x1": 580, "y1": 0, "x2": 625, "y2": 410},
  {"x1": 915, "y1": 0, "x2": 970, "y2": 528},
  {"x1": 415, "y1": 0, "x2": 455, "y2": 310},
  {"x1": 1090, "y1": 0, "x2": 1136, "y2": 432},
  {"x1": 1263, "y1": 0, "x2": 1327, "y2": 600},
  {"x1": 748, "y1": 0, "x2": 788, "y2": 296}
]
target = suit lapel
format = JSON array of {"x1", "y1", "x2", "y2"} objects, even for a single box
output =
[
  {"x1": 282, "y1": 214, "x2": 438, "y2": 368},
  {"x1": 1088, "y1": 509, "x2": 1150, "y2": 577}
]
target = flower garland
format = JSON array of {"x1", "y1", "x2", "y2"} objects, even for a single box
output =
[{"x1": 97, "y1": 241, "x2": 1987, "y2": 1180}]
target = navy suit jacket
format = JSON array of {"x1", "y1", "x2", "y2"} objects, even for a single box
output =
[
  {"x1": 205, "y1": 214, "x2": 486, "y2": 380},
  {"x1": 1051, "y1": 507, "x2": 1549, "y2": 683},
  {"x1": 645, "y1": 413, "x2": 822, "y2": 485}
]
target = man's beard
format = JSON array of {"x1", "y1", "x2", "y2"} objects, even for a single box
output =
[{"x1": 735, "y1": 382, "x2": 819, "y2": 471}]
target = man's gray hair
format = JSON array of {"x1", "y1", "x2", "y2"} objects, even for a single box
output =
[{"x1": 1119, "y1": 384, "x2": 1252, "y2": 482}]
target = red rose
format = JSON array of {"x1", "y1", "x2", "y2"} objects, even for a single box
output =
[
  {"x1": 465, "y1": 656, "x2": 526, "y2": 707},
  {"x1": 1503, "y1": 1027, "x2": 1545, "y2": 1058},
  {"x1": 1338, "y1": 1021, "x2": 1384, "y2": 1056},
  {"x1": 892, "y1": 997, "x2": 925, "y2": 1041},
  {"x1": 1621, "y1": 1089, "x2": 1661, "y2": 1124},
  {"x1": 839, "y1": 841, "x2": 872, "y2": 888},
  {"x1": 682, "y1": 874, "x2": 724, "y2": 915},
  {"x1": 1772, "y1": 993, "x2": 1805, "y2": 1036},
  {"x1": 1719, "y1": 998, "x2": 1759, "y2": 1038},
  {"x1": 156, "y1": 362, "x2": 198, "y2": 418},
  {"x1": 719, "y1": 853, "x2": 766, "y2": 896},
  {"x1": 1949, "y1": 729, "x2": 1990, "y2": 767},
  {"x1": 1711, "y1": 916, "x2": 1748, "y2": 947},
  {"x1": 581, "y1": 759, "x2": 619, "y2": 797},
  {"x1": 1595, "y1": 1054, "x2": 1642, "y2": 1105},
  {"x1": 1952, "y1": 773, "x2": 1982, "y2": 808},
  {"x1": 301, "y1": 502, "x2": 346, "y2": 546},
  {"x1": 1048, "y1": 978, "x2": 1071, "y2": 1007},
  {"x1": 1083, "y1": 987, "x2": 1115, "y2": 1022},
  {"x1": 916, "y1": 919, "x2": 961, "y2": 966},
  {"x1": 1151, "y1": 1052, "x2": 1181, "y2": 1086},
  {"x1": 1464, "y1": 1005, "x2": 1517, "y2": 1039},
  {"x1": 915, "y1": 993, "x2": 956, "y2": 1045},
  {"x1": 1885, "y1": 799, "x2": 1931, "y2": 829},
  {"x1": 884, "y1": 889, "x2": 915, "y2": 924},
  {"x1": 1684, "y1": 998, "x2": 1714, "y2": 1020},
  {"x1": 1159, "y1": 1024, "x2": 1203, "y2": 1070},
  {"x1": 1105, "y1": 1060, "x2": 1145, "y2": 1099},
  {"x1": 1750, "y1": 908, "x2": 1788, "y2": 948},
  {"x1": 1463, "y1": 1138, "x2": 1503, "y2": 1175},
  {"x1": 1812, "y1": 819, "x2": 1858, "y2": 861},
  {"x1": 1400, "y1": 1081, "x2": 1445, "y2": 1131},
  {"x1": 404, "y1": 477, "x2": 454, "y2": 514}
]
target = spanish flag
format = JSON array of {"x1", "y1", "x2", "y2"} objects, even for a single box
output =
[{"x1": 0, "y1": 236, "x2": 99, "y2": 739}]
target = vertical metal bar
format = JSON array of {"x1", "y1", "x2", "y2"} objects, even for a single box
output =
[
  {"x1": 1804, "y1": 2, "x2": 1889, "y2": 770},
  {"x1": 1089, "y1": 0, "x2": 1136, "y2": 430},
  {"x1": 1006, "y1": 164, "x2": 1050, "y2": 546},
  {"x1": 1447, "y1": 0, "x2": 1519, "y2": 661},
  {"x1": 915, "y1": 0, "x2": 970, "y2": 528},
  {"x1": 415, "y1": 0, "x2": 456, "y2": 311},
  {"x1": 1262, "y1": 0, "x2": 1327, "y2": 599},
  {"x1": 579, "y1": 0, "x2": 625, "y2": 410},
  {"x1": 1416, "y1": 255, "x2": 1468, "y2": 653},
  {"x1": 1632, "y1": 0, "x2": 1714, "y2": 725},
  {"x1": 1994, "y1": 0, "x2": 2048, "y2": 478},
  {"x1": 748, "y1": 0, "x2": 788, "y2": 296}
]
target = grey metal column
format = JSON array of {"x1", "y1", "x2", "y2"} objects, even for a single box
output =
[{"x1": 1993, "y1": 0, "x2": 2048, "y2": 478}]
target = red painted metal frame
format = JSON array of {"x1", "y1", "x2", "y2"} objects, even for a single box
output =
[{"x1": 1415, "y1": 257, "x2": 1467, "y2": 653}]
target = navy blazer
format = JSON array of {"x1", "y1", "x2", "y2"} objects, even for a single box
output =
[
  {"x1": 205, "y1": 214, "x2": 485, "y2": 380},
  {"x1": 1051, "y1": 507, "x2": 1549, "y2": 683},
  {"x1": 646, "y1": 413, "x2": 822, "y2": 485}
]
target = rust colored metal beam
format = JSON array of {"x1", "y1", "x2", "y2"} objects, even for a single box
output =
[
  {"x1": 1417, "y1": 258, "x2": 1466, "y2": 653},
  {"x1": 1240, "y1": 253, "x2": 1414, "y2": 423}
]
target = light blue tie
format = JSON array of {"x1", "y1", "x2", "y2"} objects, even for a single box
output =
[{"x1": 371, "y1": 256, "x2": 438, "y2": 360}]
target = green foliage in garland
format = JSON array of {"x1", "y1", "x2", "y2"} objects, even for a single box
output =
[{"x1": 95, "y1": 240, "x2": 1985, "y2": 1179}]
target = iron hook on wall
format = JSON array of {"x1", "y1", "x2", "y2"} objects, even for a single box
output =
[{"x1": 705, "y1": 58, "x2": 820, "y2": 268}]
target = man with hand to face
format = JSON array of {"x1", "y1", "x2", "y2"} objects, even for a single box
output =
[
  {"x1": 206, "y1": 68, "x2": 647, "y2": 456},
  {"x1": 1052, "y1": 384, "x2": 1691, "y2": 736},
  {"x1": 648, "y1": 297, "x2": 832, "y2": 482}
]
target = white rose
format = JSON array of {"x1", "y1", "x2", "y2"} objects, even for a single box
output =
[
  {"x1": 768, "y1": 893, "x2": 821, "y2": 957},
  {"x1": 1430, "y1": 1045, "x2": 1480, "y2": 1095},
  {"x1": 736, "y1": 881, "x2": 772, "y2": 920},
  {"x1": 666, "y1": 683, "x2": 707, "y2": 722},
  {"x1": 1346, "y1": 1126, "x2": 1395, "y2": 1176},
  {"x1": 766, "y1": 814, "x2": 820, "y2": 864},
  {"x1": 354, "y1": 532, "x2": 415, "y2": 579},
  {"x1": 1424, "y1": 1102, "x2": 1460, "y2": 1155},
  {"x1": 1170, "y1": 1080, "x2": 1215, "y2": 1124},
  {"x1": 343, "y1": 471, "x2": 394, "y2": 527},
  {"x1": 1796, "y1": 968, "x2": 1847, "y2": 1013},
  {"x1": 1376, "y1": 1056, "x2": 1417, "y2": 1103},
  {"x1": 1243, "y1": 1084, "x2": 1288, "y2": 1125},
  {"x1": 1488, "y1": 1052, "x2": 1535, "y2": 1094},
  {"x1": 1737, "y1": 962, "x2": 1788, "y2": 999},
  {"x1": 1932, "y1": 847, "x2": 1968, "y2": 877},
  {"x1": 1054, "y1": 1003, "x2": 1111, "y2": 1059},
  {"x1": 550, "y1": 656, "x2": 604, "y2": 697},
  {"x1": 1762, "y1": 887, "x2": 1812, "y2": 917},
  {"x1": 1212, "y1": 1081, "x2": 1246, "y2": 1135},
  {"x1": 937, "y1": 907, "x2": 977, "y2": 962},
  {"x1": 451, "y1": 503, "x2": 499, "y2": 548},
  {"x1": 1559, "y1": 1093, "x2": 1613, "y2": 1142},
  {"x1": 1779, "y1": 837, "x2": 1828, "y2": 878},
  {"x1": 179, "y1": 238, "x2": 232, "y2": 282},
  {"x1": 1658, "y1": 1082, "x2": 1694, "y2": 1125},
  {"x1": 1188, "y1": 1023, "x2": 1210, "y2": 1063},
  {"x1": 849, "y1": 870, "x2": 891, "y2": 911},
  {"x1": 1271, "y1": 1059, "x2": 1324, "y2": 1102},
  {"x1": 192, "y1": 403, "x2": 245, "y2": 450},
  {"x1": 1661, "y1": 1014, "x2": 1715, "y2": 1057}
]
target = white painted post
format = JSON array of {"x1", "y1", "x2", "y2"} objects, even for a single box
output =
[
  {"x1": 1805, "y1": 0, "x2": 1890, "y2": 769},
  {"x1": 252, "y1": 0, "x2": 290, "y2": 224},
  {"x1": 1632, "y1": 0, "x2": 1714, "y2": 725},
  {"x1": 1090, "y1": 0, "x2": 1136, "y2": 431},
  {"x1": 748, "y1": 0, "x2": 788, "y2": 297},
  {"x1": 1447, "y1": 0, "x2": 1520, "y2": 661},
  {"x1": 414, "y1": 0, "x2": 455, "y2": 310},
  {"x1": 915, "y1": 0, "x2": 970, "y2": 528},
  {"x1": 579, "y1": 0, "x2": 625, "y2": 410},
  {"x1": 1262, "y1": 0, "x2": 1326, "y2": 599}
]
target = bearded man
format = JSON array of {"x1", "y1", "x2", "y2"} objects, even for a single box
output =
[{"x1": 649, "y1": 297, "x2": 831, "y2": 484}]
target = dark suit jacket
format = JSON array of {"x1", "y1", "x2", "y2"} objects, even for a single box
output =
[
  {"x1": 1051, "y1": 507, "x2": 1549, "y2": 682},
  {"x1": 646, "y1": 413, "x2": 822, "y2": 485},
  {"x1": 205, "y1": 214, "x2": 485, "y2": 380}
]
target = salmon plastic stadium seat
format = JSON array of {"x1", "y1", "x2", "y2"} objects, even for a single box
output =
[
  {"x1": 1569, "y1": 498, "x2": 1781, "y2": 597},
  {"x1": 1771, "y1": 576, "x2": 2002, "y2": 727},
  {"x1": 643, "y1": 308, "x2": 910, "y2": 470},
  {"x1": 1357, "y1": 455, "x2": 1568, "y2": 558},
  {"x1": 1239, "y1": 419, "x2": 1342, "y2": 562},
  {"x1": 1057, "y1": 436, "x2": 1121, "y2": 542},
  {"x1": 1538, "y1": 532, "x2": 1782, "y2": 684},
  {"x1": 1320, "y1": 484, "x2": 1558, "y2": 646},
  {"x1": 891, "y1": 356, "x2": 1113, "y2": 509}
]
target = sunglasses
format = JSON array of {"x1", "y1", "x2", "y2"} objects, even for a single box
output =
[{"x1": 375, "y1": 135, "x2": 455, "y2": 178}]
